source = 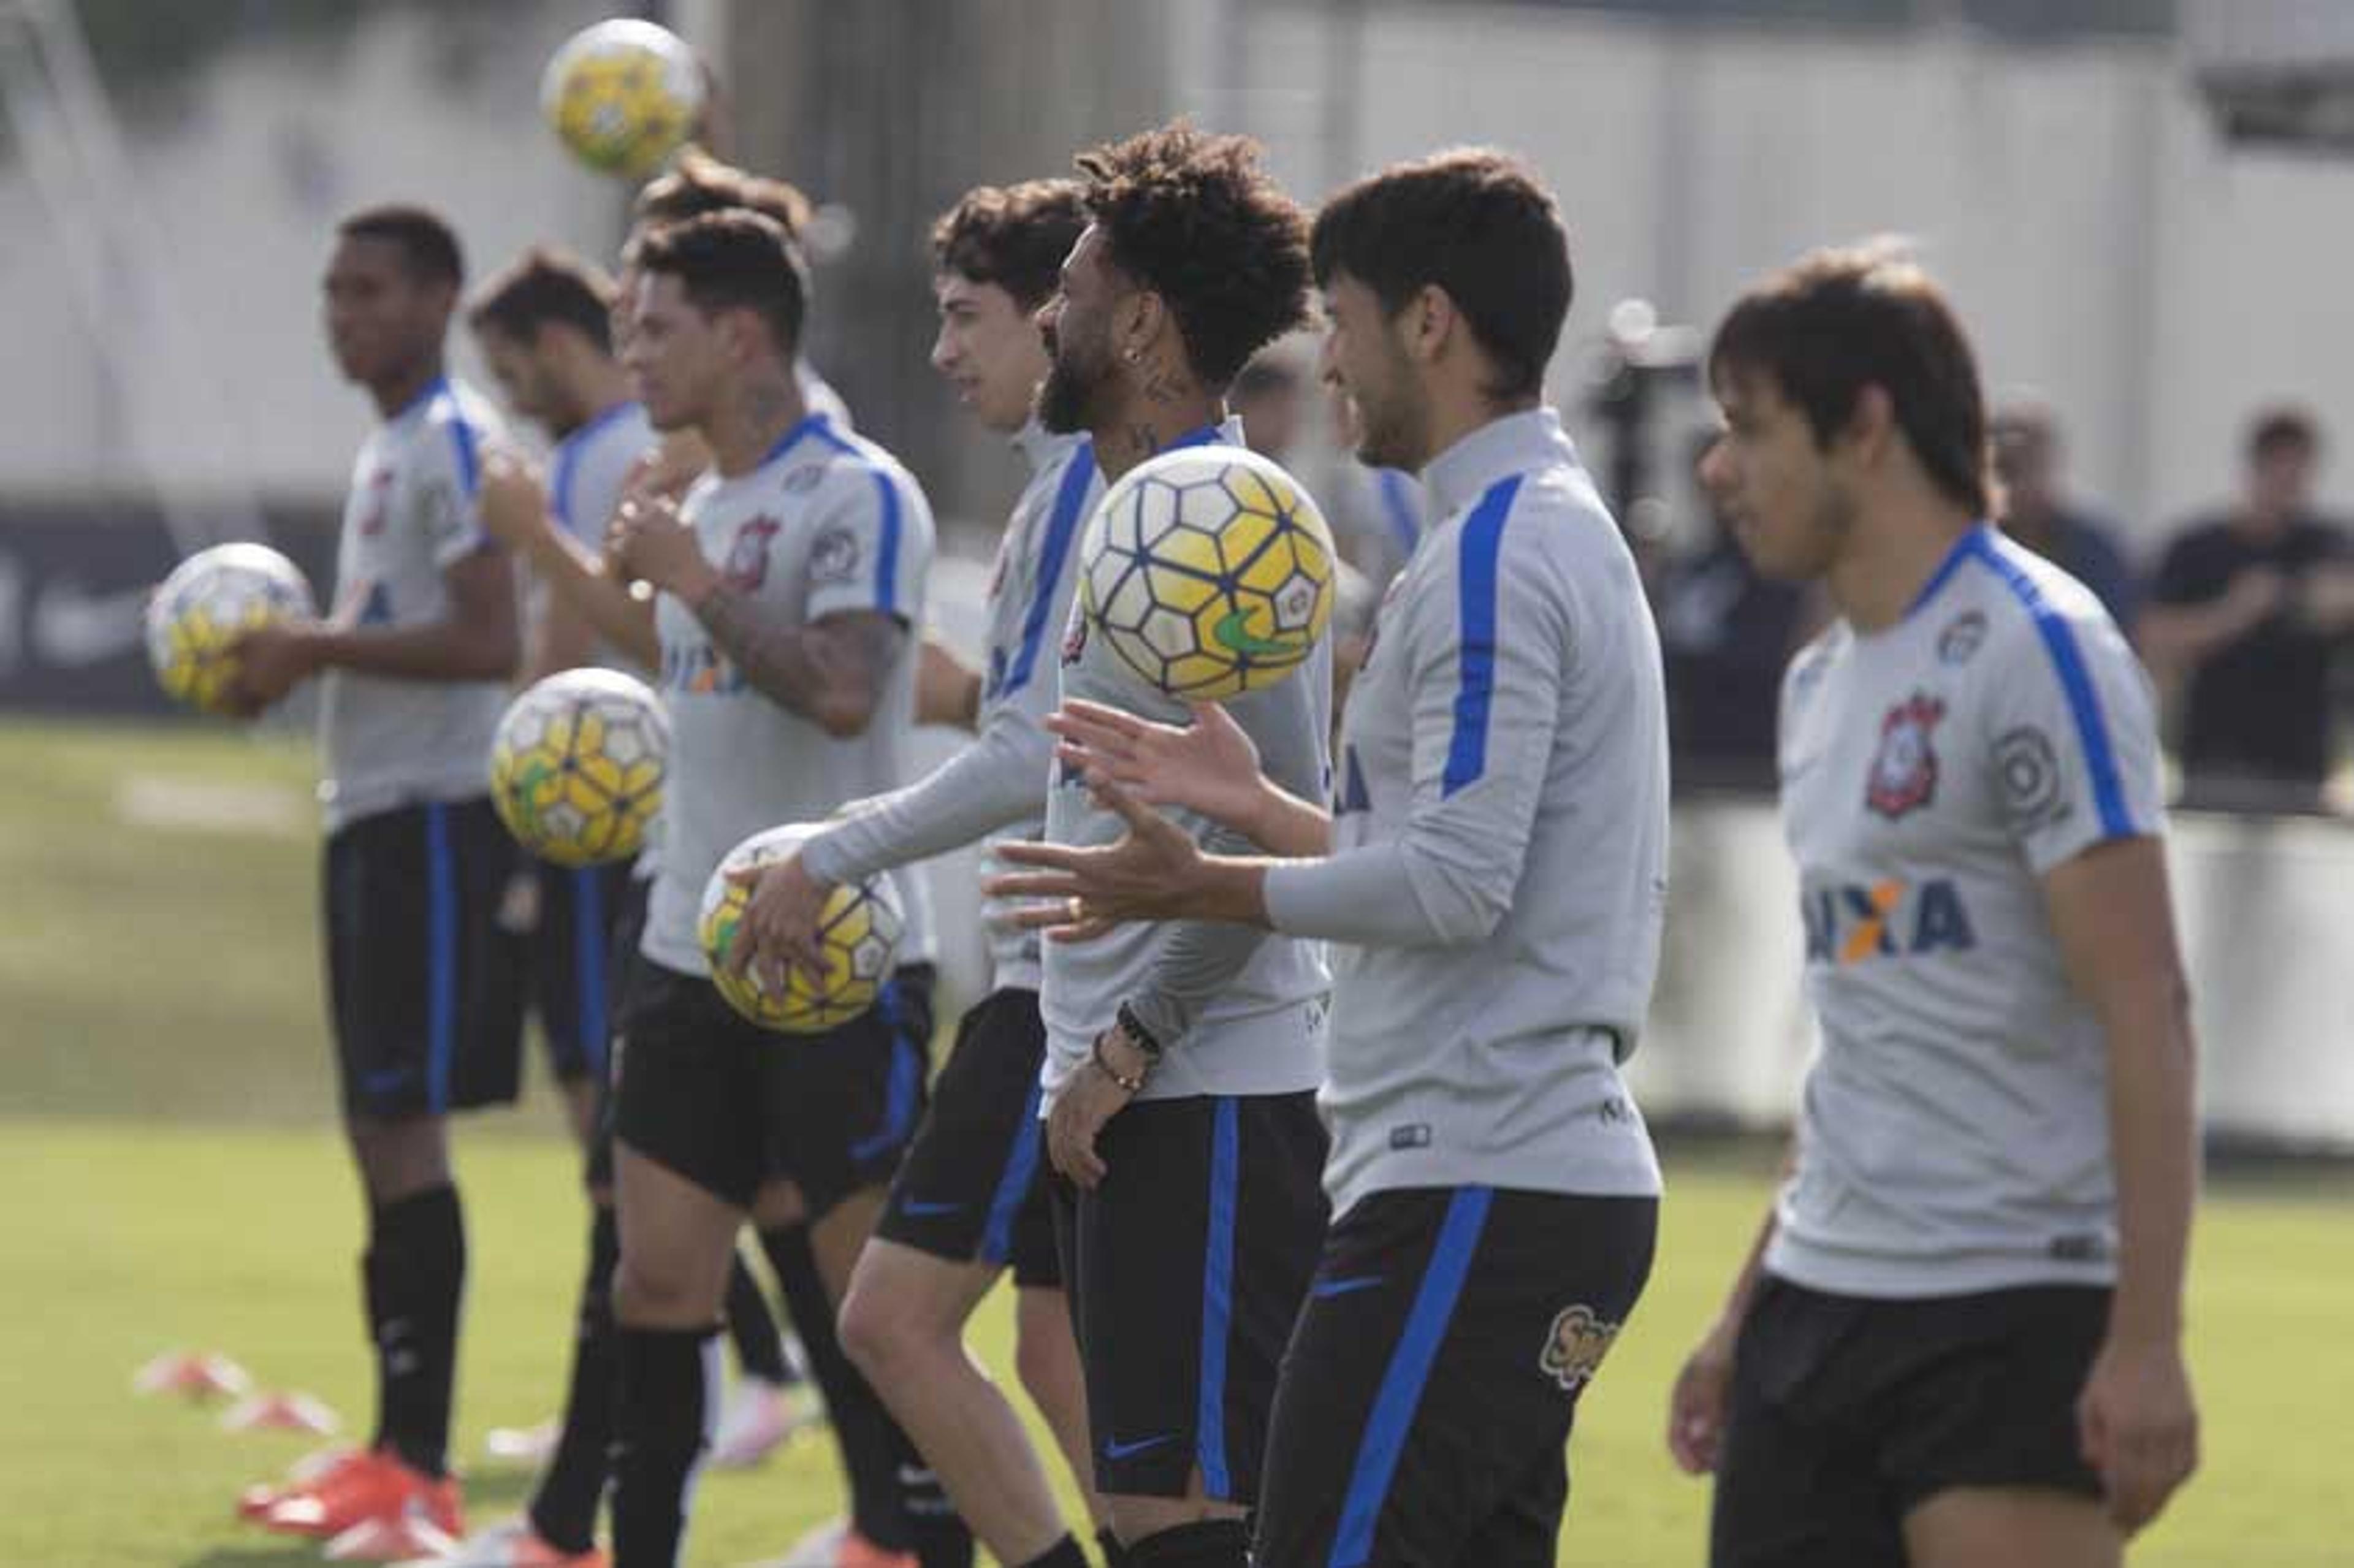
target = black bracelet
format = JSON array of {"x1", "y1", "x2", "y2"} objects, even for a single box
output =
[
  {"x1": 1115, "y1": 1002, "x2": 1164, "y2": 1060},
  {"x1": 1091, "y1": 1033, "x2": 1146, "y2": 1094}
]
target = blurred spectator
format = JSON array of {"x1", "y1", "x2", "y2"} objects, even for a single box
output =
[
  {"x1": 2141, "y1": 408, "x2": 2354, "y2": 802},
  {"x1": 1654, "y1": 435, "x2": 1811, "y2": 790},
  {"x1": 1233, "y1": 352, "x2": 1308, "y2": 462},
  {"x1": 1990, "y1": 400, "x2": 2138, "y2": 630}
]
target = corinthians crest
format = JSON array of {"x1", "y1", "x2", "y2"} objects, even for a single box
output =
[
  {"x1": 724, "y1": 517, "x2": 782, "y2": 591},
  {"x1": 1539, "y1": 1304, "x2": 1622, "y2": 1394},
  {"x1": 1865, "y1": 692, "x2": 1946, "y2": 820}
]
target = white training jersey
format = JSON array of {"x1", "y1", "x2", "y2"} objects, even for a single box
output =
[
  {"x1": 319, "y1": 375, "x2": 512, "y2": 831},
  {"x1": 640, "y1": 411, "x2": 935, "y2": 977},
  {"x1": 1767, "y1": 525, "x2": 2165, "y2": 1298}
]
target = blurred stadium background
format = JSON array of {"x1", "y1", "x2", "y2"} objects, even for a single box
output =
[{"x1": 3, "y1": 1, "x2": 2352, "y2": 1563}]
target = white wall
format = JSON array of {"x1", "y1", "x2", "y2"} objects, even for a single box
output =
[{"x1": 1199, "y1": 4, "x2": 2354, "y2": 558}]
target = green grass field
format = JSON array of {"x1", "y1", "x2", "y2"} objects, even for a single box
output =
[{"x1": 4, "y1": 719, "x2": 2351, "y2": 1565}]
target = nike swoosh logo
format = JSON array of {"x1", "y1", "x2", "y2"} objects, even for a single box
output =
[
  {"x1": 899, "y1": 1198, "x2": 967, "y2": 1217},
  {"x1": 1211, "y1": 609, "x2": 1306, "y2": 660},
  {"x1": 1311, "y1": 1274, "x2": 1386, "y2": 1299},
  {"x1": 1103, "y1": 1433, "x2": 1178, "y2": 1461}
]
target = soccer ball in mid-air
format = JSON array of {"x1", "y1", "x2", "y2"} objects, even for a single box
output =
[
  {"x1": 144, "y1": 542, "x2": 317, "y2": 717},
  {"x1": 1080, "y1": 444, "x2": 1336, "y2": 701},
  {"x1": 699, "y1": 823, "x2": 904, "y2": 1035},
  {"x1": 539, "y1": 18, "x2": 706, "y2": 181},
  {"x1": 489, "y1": 669, "x2": 668, "y2": 867}
]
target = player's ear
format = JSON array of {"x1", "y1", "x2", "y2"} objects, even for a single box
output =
[
  {"x1": 1403, "y1": 283, "x2": 1453, "y2": 364},
  {"x1": 1842, "y1": 384, "x2": 1899, "y2": 468},
  {"x1": 1117, "y1": 288, "x2": 1164, "y2": 365}
]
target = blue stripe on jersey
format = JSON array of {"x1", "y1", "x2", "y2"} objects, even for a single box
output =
[
  {"x1": 980, "y1": 1076, "x2": 1046, "y2": 1266},
  {"x1": 551, "y1": 400, "x2": 639, "y2": 535},
  {"x1": 1967, "y1": 533, "x2": 2137, "y2": 838},
  {"x1": 424, "y1": 805, "x2": 458, "y2": 1113},
  {"x1": 1327, "y1": 1186, "x2": 1493, "y2": 1568},
  {"x1": 1170, "y1": 424, "x2": 1228, "y2": 451},
  {"x1": 444, "y1": 407, "x2": 482, "y2": 499},
  {"x1": 766, "y1": 411, "x2": 831, "y2": 468},
  {"x1": 807, "y1": 418, "x2": 907, "y2": 617},
  {"x1": 574, "y1": 867, "x2": 608, "y2": 1077},
  {"x1": 1903, "y1": 524, "x2": 1982, "y2": 617},
  {"x1": 1197, "y1": 1098, "x2": 1241, "y2": 1500},
  {"x1": 1376, "y1": 468, "x2": 1420, "y2": 555},
  {"x1": 1004, "y1": 444, "x2": 1098, "y2": 696},
  {"x1": 1441, "y1": 476, "x2": 1522, "y2": 798}
]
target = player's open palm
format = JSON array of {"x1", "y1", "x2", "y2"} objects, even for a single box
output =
[
  {"x1": 1666, "y1": 1323, "x2": 1737, "y2": 1476},
  {"x1": 990, "y1": 776, "x2": 1204, "y2": 936},
  {"x1": 2077, "y1": 1336, "x2": 2198, "y2": 1536},
  {"x1": 1046, "y1": 697, "x2": 1264, "y2": 832}
]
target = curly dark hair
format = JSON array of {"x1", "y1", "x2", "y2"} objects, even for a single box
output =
[
  {"x1": 931, "y1": 179, "x2": 1087, "y2": 313},
  {"x1": 1073, "y1": 123, "x2": 1309, "y2": 388},
  {"x1": 1311, "y1": 149, "x2": 1571, "y2": 403}
]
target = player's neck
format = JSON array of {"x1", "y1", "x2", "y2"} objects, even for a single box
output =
[
  {"x1": 1423, "y1": 390, "x2": 1541, "y2": 473},
  {"x1": 1091, "y1": 381, "x2": 1224, "y2": 483},
  {"x1": 704, "y1": 367, "x2": 807, "y2": 478},
  {"x1": 369, "y1": 357, "x2": 444, "y2": 421},
  {"x1": 573, "y1": 363, "x2": 637, "y2": 430},
  {"x1": 1830, "y1": 496, "x2": 1978, "y2": 634}
]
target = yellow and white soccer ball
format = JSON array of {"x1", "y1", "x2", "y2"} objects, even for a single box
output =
[
  {"x1": 539, "y1": 18, "x2": 706, "y2": 181},
  {"x1": 699, "y1": 823, "x2": 904, "y2": 1035},
  {"x1": 144, "y1": 542, "x2": 317, "y2": 717},
  {"x1": 489, "y1": 669, "x2": 668, "y2": 867},
  {"x1": 1080, "y1": 445, "x2": 1336, "y2": 701}
]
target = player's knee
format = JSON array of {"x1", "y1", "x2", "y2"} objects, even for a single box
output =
[
  {"x1": 345, "y1": 1113, "x2": 450, "y2": 1202},
  {"x1": 837, "y1": 1269, "x2": 920, "y2": 1378},
  {"x1": 611, "y1": 1250, "x2": 706, "y2": 1328}
]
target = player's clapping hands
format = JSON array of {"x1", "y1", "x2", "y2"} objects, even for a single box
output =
[
  {"x1": 722, "y1": 851, "x2": 831, "y2": 999},
  {"x1": 607, "y1": 490, "x2": 715, "y2": 601}
]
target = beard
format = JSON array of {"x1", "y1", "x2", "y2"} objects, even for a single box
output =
[
  {"x1": 1036, "y1": 330, "x2": 1109, "y2": 436},
  {"x1": 1352, "y1": 376, "x2": 1428, "y2": 473}
]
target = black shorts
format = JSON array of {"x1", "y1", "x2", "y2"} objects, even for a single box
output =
[
  {"x1": 1049, "y1": 1091, "x2": 1328, "y2": 1503},
  {"x1": 1252, "y1": 1187, "x2": 1658, "y2": 1568},
  {"x1": 611, "y1": 957, "x2": 928, "y2": 1216},
  {"x1": 1710, "y1": 1274, "x2": 2111, "y2": 1568},
  {"x1": 581, "y1": 874, "x2": 652, "y2": 1194},
  {"x1": 874, "y1": 988, "x2": 1059, "y2": 1288},
  {"x1": 323, "y1": 797, "x2": 527, "y2": 1119},
  {"x1": 524, "y1": 857, "x2": 638, "y2": 1083}
]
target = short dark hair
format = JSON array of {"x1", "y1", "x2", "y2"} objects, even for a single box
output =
[
  {"x1": 467, "y1": 246, "x2": 616, "y2": 354},
  {"x1": 2248, "y1": 405, "x2": 2320, "y2": 462},
  {"x1": 632, "y1": 210, "x2": 807, "y2": 356},
  {"x1": 338, "y1": 204, "x2": 464, "y2": 290},
  {"x1": 635, "y1": 148, "x2": 814, "y2": 238},
  {"x1": 1073, "y1": 122, "x2": 1310, "y2": 388},
  {"x1": 1310, "y1": 148, "x2": 1572, "y2": 403},
  {"x1": 1710, "y1": 243, "x2": 1991, "y2": 518},
  {"x1": 931, "y1": 178, "x2": 1087, "y2": 313}
]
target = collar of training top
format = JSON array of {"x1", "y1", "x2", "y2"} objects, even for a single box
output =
[
  {"x1": 1422, "y1": 406, "x2": 1580, "y2": 523},
  {"x1": 1011, "y1": 416, "x2": 1087, "y2": 476}
]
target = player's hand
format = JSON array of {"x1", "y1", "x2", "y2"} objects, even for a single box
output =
[
  {"x1": 609, "y1": 492, "x2": 715, "y2": 601},
  {"x1": 988, "y1": 776, "x2": 1204, "y2": 937},
  {"x1": 1046, "y1": 698, "x2": 1267, "y2": 834},
  {"x1": 2076, "y1": 1334, "x2": 2198, "y2": 1536},
  {"x1": 916, "y1": 635, "x2": 981, "y2": 729},
  {"x1": 1046, "y1": 1030, "x2": 1142, "y2": 1189},
  {"x1": 621, "y1": 432, "x2": 710, "y2": 506},
  {"x1": 2217, "y1": 565, "x2": 2287, "y2": 636},
  {"x1": 1666, "y1": 1319, "x2": 1739, "y2": 1476},
  {"x1": 224, "y1": 621, "x2": 326, "y2": 715},
  {"x1": 478, "y1": 450, "x2": 552, "y2": 552},
  {"x1": 722, "y1": 852, "x2": 830, "y2": 999}
]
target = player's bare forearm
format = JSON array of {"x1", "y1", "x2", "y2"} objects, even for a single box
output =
[
  {"x1": 2044, "y1": 838, "x2": 2198, "y2": 1345},
  {"x1": 317, "y1": 550, "x2": 519, "y2": 683},
  {"x1": 1236, "y1": 781, "x2": 1333, "y2": 856},
  {"x1": 527, "y1": 523, "x2": 658, "y2": 671},
  {"x1": 690, "y1": 586, "x2": 903, "y2": 737}
]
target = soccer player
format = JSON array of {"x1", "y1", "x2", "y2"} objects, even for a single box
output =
[
  {"x1": 725, "y1": 181, "x2": 1109, "y2": 1568},
  {"x1": 1664, "y1": 245, "x2": 2200, "y2": 1566},
  {"x1": 1019, "y1": 122, "x2": 1331, "y2": 1568},
  {"x1": 599, "y1": 210, "x2": 937, "y2": 1568},
  {"x1": 224, "y1": 204, "x2": 524, "y2": 1555},
  {"x1": 988, "y1": 150, "x2": 1669, "y2": 1567}
]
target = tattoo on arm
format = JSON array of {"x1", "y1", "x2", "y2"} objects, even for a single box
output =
[{"x1": 695, "y1": 588, "x2": 905, "y2": 734}]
